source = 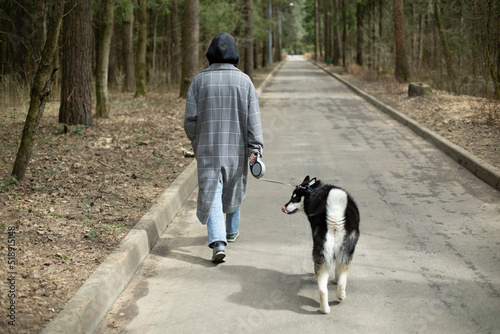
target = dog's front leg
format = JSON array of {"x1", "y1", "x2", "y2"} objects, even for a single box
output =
[{"x1": 315, "y1": 261, "x2": 330, "y2": 314}]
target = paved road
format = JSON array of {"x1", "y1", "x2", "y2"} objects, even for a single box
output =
[{"x1": 96, "y1": 57, "x2": 500, "y2": 333}]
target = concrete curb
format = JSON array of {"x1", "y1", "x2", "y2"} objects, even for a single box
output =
[
  {"x1": 41, "y1": 161, "x2": 198, "y2": 334},
  {"x1": 256, "y1": 60, "x2": 285, "y2": 97},
  {"x1": 41, "y1": 63, "x2": 284, "y2": 334},
  {"x1": 311, "y1": 60, "x2": 500, "y2": 191}
]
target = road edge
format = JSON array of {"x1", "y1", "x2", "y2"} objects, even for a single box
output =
[
  {"x1": 41, "y1": 61, "x2": 285, "y2": 334},
  {"x1": 311, "y1": 60, "x2": 500, "y2": 191},
  {"x1": 41, "y1": 161, "x2": 198, "y2": 334}
]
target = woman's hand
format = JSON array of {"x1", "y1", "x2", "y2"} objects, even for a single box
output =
[{"x1": 249, "y1": 153, "x2": 257, "y2": 165}]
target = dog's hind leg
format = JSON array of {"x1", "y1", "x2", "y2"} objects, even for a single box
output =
[
  {"x1": 333, "y1": 262, "x2": 340, "y2": 284},
  {"x1": 336, "y1": 261, "x2": 349, "y2": 301},
  {"x1": 315, "y1": 261, "x2": 331, "y2": 314}
]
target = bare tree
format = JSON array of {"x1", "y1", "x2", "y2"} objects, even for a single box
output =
[{"x1": 12, "y1": 0, "x2": 64, "y2": 181}]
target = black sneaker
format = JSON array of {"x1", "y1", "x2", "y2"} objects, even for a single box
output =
[
  {"x1": 226, "y1": 231, "x2": 239, "y2": 242},
  {"x1": 211, "y1": 242, "x2": 226, "y2": 263}
]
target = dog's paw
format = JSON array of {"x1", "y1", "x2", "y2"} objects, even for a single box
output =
[
  {"x1": 337, "y1": 288, "x2": 346, "y2": 301},
  {"x1": 320, "y1": 305, "x2": 331, "y2": 314}
]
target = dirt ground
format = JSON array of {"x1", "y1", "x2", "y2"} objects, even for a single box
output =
[
  {"x1": 1, "y1": 59, "x2": 499, "y2": 333},
  {"x1": 332, "y1": 64, "x2": 500, "y2": 169}
]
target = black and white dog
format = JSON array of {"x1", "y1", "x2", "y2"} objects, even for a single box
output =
[{"x1": 281, "y1": 176, "x2": 360, "y2": 314}]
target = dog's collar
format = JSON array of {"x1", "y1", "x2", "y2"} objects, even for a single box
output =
[{"x1": 300, "y1": 185, "x2": 315, "y2": 194}]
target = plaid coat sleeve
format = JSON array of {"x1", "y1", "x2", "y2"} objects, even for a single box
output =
[{"x1": 184, "y1": 64, "x2": 264, "y2": 224}]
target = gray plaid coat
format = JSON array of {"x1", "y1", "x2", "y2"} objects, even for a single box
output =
[{"x1": 184, "y1": 63, "x2": 264, "y2": 224}]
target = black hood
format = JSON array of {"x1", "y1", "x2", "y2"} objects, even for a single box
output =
[{"x1": 206, "y1": 32, "x2": 239, "y2": 66}]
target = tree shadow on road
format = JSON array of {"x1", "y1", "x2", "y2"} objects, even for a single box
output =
[{"x1": 151, "y1": 235, "x2": 215, "y2": 268}]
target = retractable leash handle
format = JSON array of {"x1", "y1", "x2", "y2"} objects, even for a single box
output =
[{"x1": 250, "y1": 154, "x2": 266, "y2": 179}]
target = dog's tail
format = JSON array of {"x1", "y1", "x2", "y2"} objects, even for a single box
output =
[{"x1": 326, "y1": 188, "x2": 348, "y2": 226}]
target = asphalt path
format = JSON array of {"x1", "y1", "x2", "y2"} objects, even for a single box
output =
[{"x1": 96, "y1": 57, "x2": 500, "y2": 333}]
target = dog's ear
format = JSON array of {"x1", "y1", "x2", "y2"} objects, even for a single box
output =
[
  {"x1": 301, "y1": 175, "x2": 310, "y2": 185},
  {"x1": 308, "y1": 177, "x2": 317, "y2": 187}
]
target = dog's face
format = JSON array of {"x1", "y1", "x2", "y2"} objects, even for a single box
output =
[{"x1": 281, "y1": 176, "x2": 318, "y2": 214}]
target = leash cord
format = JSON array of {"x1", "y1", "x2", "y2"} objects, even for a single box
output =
[{"x1": 257, "y1": 178, "x2": 294, "y2": 187}]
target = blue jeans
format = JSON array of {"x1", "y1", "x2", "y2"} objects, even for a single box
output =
[{"x1": 207, "y1": 180, "x2": 240, "y2": 248}]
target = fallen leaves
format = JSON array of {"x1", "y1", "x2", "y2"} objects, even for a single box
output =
[{"x1": 0, "y1": 92, "x2": 193, "y2": 333}]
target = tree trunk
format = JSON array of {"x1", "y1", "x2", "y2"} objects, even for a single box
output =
[
  {"x1": 96, "y1": 0, "x2": 115, "y2": 117},
  {"x1": 151, "y1": 11, "x2": 158, "y2": 86},
  {"x1": 378, "y1": 0, "x2": 383, "y2": 68},
  {"x1": 59, "y1": 0, "x2": 93, "y2": 125},
  {"x1": 263, "y1": 3, "x2": 270, "y2": 67},
  {"x1": 13, "y1": 0, "x2": 64, "y2": 181},
  {"x1": 342, "y1": 0, "x2": 347, "y2": 66},
  {"x1": 135, "y1": 0, "x2": 147, "y2": 97},
  {"x1": 497, "y1": 0, "x2": 500, "y2": 97},
  {"x1": 314, "y1": 0, "x2": 320, "y2": 62},
  {"x1": 244, "y1": 0, "x2": 254, "y2": 79},
  {"x1": 179, "y1": 0, "x2": 199, "y2": 98},
  {"x1": 254, "y1": 39, "x2": 259, "y2": 70},
  {"x1": 122, "y1": 2, "x2": 135, "y2": 92},
  {"x1": 108, "y1": 23, "x2": 119, "y2": 89},
  {"x1": 369, "y1": 0, "x2": 375, "y2": 68},
  {"x1": 333, "y1": 0, "x2": 341, "y2": 65},
  {"x1": 324, "y1": 1, "x2": 331, "y2": 63},
  {"x1": 273, "y1": 0, "x2": 281, "y2": 62},
  {"x1": 168, "y1": 1, "x2": 180, "y2": 86},
  {"x1": 434, "y1": 0, "x2": 457, "y2": 93},
  {"x1": 13, "y1": 0, "x2": 31, "y2": 82},
  {"x1": 32, "y1": 1, "x2": 48, "y2": 77},
  {"x1": 262, "y1": 39, "x2": 268, "y2": 68},
  {"x1": 393, "y1": 0, "x2": 409, "y2": 81},
  {"x1": 356, "y1": 2, "x2": 364, "y2": 66}
]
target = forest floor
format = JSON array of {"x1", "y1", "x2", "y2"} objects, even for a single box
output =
[
  {"x1": 331, "y1": 63, "x2": 500, "y2": 169},
  {"x1": 1, "y1": 59, "x2": 499, "y2": 333}
]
